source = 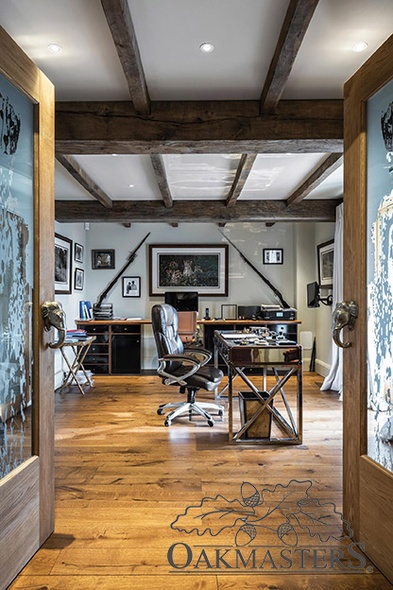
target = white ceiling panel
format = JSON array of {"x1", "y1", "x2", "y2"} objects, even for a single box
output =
[
  {"x1": 163, "y1": 154, "x2": 241, "y2": 199},
  {"x1": 72, "y1": 155, "x2": 163, "y2": 201},
  {"x1": 283, "y1": 0, "x2": 393, "y2": 99},
  {"x1": 129, "y1": 0, "x2": 290, "y2": 100},
  {"x1": 0, "y1": 0, "x2": 129, "y2": 100},
  {"x1": 240, "y1": 154, "x2": 328, "y2": 200}
]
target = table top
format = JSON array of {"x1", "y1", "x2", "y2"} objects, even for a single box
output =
[{"x1": 214, "y1": 330, "x2": 300, "y2": 350}]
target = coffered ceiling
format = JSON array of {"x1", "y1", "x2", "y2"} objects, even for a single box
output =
[{"x1": 1, "y1": 0, "x2": 393, "y2": 224}]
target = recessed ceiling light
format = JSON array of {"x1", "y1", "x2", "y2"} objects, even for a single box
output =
[
  {"x1": 352, "y1": 41, "x2": 368, "y2": 53},
  {"x1": 47, "y1": 43, "x2": 62, "y2": 53},
  {"x1": 200, "y1": 43, "x2": 214, "y2": 53},
  {"x1": 128, "y1": 184, "x2": 135, "y2": 188}
]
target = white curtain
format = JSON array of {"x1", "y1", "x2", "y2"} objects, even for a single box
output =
[{"x1": 321, "y1": 203, "x2": 344, "y2": 396}]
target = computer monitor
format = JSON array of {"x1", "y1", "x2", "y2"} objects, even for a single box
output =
[
  {"x1": 164, "y1": 291, "x2": 199, "y2": 312},
  {"x1": 307, "y1": 282, "x2": 320, "y2": 308}
]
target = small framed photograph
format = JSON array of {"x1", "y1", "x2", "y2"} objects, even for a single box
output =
[
  {"x1": 263, "y1": 248, "x2": 283, "y2": 265},
  {"x1": 123, "y1": 276, "x2": 141, "y2": 298},
  {"x1": 92, "y1": 249, "x2": 115, "y2": 269},
  {"x1": 55, "y1": 233, "x2": 72, "y2": 294},
  {"x1": 74, "y1": 242, "x2": 84, "y2": 263},
  {"x1": 74, "y1": 268, "x2": 84, "y2": 291},
  {"x1": 317, "y1": 240, "x2": 334, "y2": 288}
]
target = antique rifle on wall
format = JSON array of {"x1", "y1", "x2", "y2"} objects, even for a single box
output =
[
  {"x1": 95, "y1": 232, "x2": 151, "y2": 308},
  {"x1": 218, "y1": 230, "x2": 290, "y2": 309}
]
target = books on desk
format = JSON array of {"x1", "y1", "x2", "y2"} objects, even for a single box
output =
[
  {"x1": 79, "y1": 300, "x2": 93, "y2": 320},
  {"x1": 66, "y1": 329, "x2": 88, "y2": 341}
]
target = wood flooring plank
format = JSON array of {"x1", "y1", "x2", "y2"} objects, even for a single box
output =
[{"x1": 9, "y1": 374, "x2": 393, "y2": 590}]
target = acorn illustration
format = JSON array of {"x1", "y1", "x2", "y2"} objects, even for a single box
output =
[
  {"x1": 235, "y1": 523, "x2": 257, "y2": 546},
  {"x1": 241, "y1": 482, "x2": 261, "y2": 507},
  {"x1": 277, "y1": 522, "x2": 298, "y2": 546}
]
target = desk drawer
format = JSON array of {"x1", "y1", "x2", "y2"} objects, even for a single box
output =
[{"x1": 111, "y1": 324, "x2": 140, "y2": 334}]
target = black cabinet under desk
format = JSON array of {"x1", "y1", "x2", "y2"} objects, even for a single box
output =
[{"x1": 76, "y1": 320, "x2": 147, "y2": 375}]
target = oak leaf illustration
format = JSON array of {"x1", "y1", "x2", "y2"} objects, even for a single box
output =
[{"x1": 171, "y1": 494, "x2": 253, "y2": 536}]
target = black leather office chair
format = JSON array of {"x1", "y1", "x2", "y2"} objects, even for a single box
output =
[{"x1": 151, "y1": 304, "x2": 224, "y2": 427}]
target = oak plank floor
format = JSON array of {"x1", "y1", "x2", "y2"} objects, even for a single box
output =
[{"x1": 9, "y1": 373, "x2": 393, "y2": 590}]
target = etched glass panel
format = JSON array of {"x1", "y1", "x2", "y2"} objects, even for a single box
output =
[
  {"x1": 367, "y1": 78, "x2": 393, "y2": 472},
  {"x1": 0, "y1": 73, "x2": 34, "y2": 478}
]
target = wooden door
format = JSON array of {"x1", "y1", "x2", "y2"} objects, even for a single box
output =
[
  {"x1": 344, "y1": 34, "x2": 393, "y2": 582},
  {"x1": 0, "y1": 26, "x2": 55, "y2": 589}
]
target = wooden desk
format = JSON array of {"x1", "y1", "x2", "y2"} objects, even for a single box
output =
[{"x1": 214, "y1": 330, "x2": 303, "y2": 445}]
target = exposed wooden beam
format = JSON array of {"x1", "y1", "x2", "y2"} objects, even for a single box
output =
[
  {"x1": 150, "y1": 155, "x2": 173, "y2": 208},
  {"x1": 226, "y1": 154, "x2": 257, "y2": 207},
  {"x1": 101, "y1": 0, "x2": 150, "y2": 115},
  {"x1": 55, "y1": 199, "x2": 337, "y2": 223},
  {"x1": 260, "y1": 0, "x2": 320, "y2": 113},
  {"x1": 55, "y1": 99, "x2": 343, "y2": 155},
  {"x1": 286, "y1": 153, "x2": 343, "y2": 206},
  {"x1": 56, "y1": 154, "x2": 113, "y2": 209}
]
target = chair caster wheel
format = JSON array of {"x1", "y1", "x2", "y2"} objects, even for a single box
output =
[
  {"x1": 208, "y1": 420, "x2": 214, "y2": 427},
  {"x1": 218, "y1": 409, "x2": 224, "y2": 418},
  {"x1": 157, "y1": 408, "x2": 165, "y2": 415},
  {"x1": 164, "y1": 420, "x2": 171, "y2": 427}
]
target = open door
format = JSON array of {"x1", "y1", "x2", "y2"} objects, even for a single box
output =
[
  {"x1": 344, "y1": 34, "x2": 393, "y2": 582},
  {"x1": 0, "y1": 26, "x2": 55, "y2": 588}
]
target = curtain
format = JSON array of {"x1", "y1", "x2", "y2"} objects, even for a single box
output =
[{"x1": 321, "y1": 203, "x2": 344, "y2": 397}]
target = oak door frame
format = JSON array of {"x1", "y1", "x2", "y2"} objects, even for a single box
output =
[
  {"x1": 0, "y1": 24, "x2": 55, "y2": 587},
  {"x1": 343, "y1": 33, "x2": 393, "y2": 581}
]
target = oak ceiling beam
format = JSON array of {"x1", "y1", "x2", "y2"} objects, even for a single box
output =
[
  {"x1": 150, "y1": 154, "x2": 173, "y2": 207},
  {"x1": 226, "y1": 154, "x2": 257, "y2": 207},
  {"x1": 55, "y1": 99, "x2": 343, "y2": 155},
  {"x1": 55, "y1": 199, "x2": 337, "y2": 223},
  {"x1": 260, "y1": 0, "x2": 320, "y2": 113},
  {"x1": 56, "y1": 154, "x2": 113, "y2": 208},
  {"x1": 286, "y1": 153, "x2": 343, "y2": 206},
  {"x1": 101, "y1": 0, "x2": 150, "y2": 115}
]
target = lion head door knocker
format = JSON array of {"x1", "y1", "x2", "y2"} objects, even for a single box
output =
[
  {"x1": 332, "y1": 301, "x2": 359, "y2": 349},
  {"x1": 41, "y1": 301, "x2": 67, "y2": 348}
]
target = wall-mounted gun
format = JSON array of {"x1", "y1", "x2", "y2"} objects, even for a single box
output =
[
  {"x1": 95, "y1": 232, "x2": 150, "y2": 308},
  {"x1": 218, "y1": 230, "x2": 290, "y2": 309}
]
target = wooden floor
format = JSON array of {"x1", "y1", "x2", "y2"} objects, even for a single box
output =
[{"x1": 9, "y1": 373, "x2": 393, "y2": 590}]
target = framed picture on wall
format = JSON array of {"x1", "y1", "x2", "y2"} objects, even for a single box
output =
[
  {"x1": 122, "y1": 276, "x2": 141, "y2": 298},
  {"x1": 263, "y1": 248, "x2": 283, "y2": 265},
  {"x1": 92, "y1": 249, "x2": 115, "y2": 269},
  {"x1": 317, "y1": 240, "x2": 334, "y2": 288},
  {"x1": 74, "y1": 268, "x2": 84, "y2": 291},
  {"x1": 74, "y1": 242, "x2": 84, "y2": 263},
  {"x1": 149, "y1": 244, "x2": 228, "y2": 296},
  {"x1": 55, "y1": 233, "x2": 72, "y2": 294}
]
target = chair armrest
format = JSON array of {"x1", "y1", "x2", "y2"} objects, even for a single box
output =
[
  {"x1": 158, "y1": 354, "x2": 201, "y2": 386},
  {"x1": 182, "y1": 347, "x2": 212, "y2": 366}
]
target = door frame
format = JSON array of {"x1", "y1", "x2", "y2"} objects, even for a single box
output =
[
  {"x1": 0, "y1": 25, "x2": 55, "y2": 588},
  {"x1": 344, "y1": 33, "x2": 393, "y2": 581}
]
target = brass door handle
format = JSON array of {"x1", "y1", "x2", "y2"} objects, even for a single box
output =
[
  {"x1": 332, "y1": 301, "x2": 359, "y2": 349},
  {"x1": 41, "y1": 301, "x2": 67, "y2": 348}
]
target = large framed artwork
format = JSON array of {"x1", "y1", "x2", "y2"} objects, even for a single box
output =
[
  {"x1": 55, "y1": 233, "x2": 72, "y2": 294},
  {"x1": 149, "y1": 244, "x2": 228, "y2": 296}
]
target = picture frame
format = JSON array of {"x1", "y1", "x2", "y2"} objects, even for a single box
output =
[
  {"x1": 317, "y1": 240, "x2": 334, "y2": 288},
  {"x1": 74, "y1": 268, "x2": 84, "y2": 291},
  {"x1": 122, "y1": 276, "x2": 141, "y2": 298},
  {"x1": 92, "y1": 249, "x2": 115, "y2": 269},
  {"x1": 74, "y1": 242, "x2": 84, "y2": 263},
  {"x1": 55, "y1": 233, "x2": 72, "y2": 294},
  {"x1": 263, "y1": 248, "x2": 283, "y2": 265},
  {"x1": 149, "y1": 244, "x2": 228, "y2": 296}
]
